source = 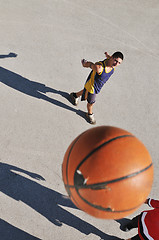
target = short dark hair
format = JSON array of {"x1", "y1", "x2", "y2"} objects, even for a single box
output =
[{"x1": 112, "y1": 51, "x2": 124, "y2": 60}]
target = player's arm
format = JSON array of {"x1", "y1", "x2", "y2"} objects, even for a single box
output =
[
  {"x1": 81, "y1": 59, "x2": 103, "y2": 74},
  {"x1": 104, "y1": 52, "x2": 111, "y2": 59}
]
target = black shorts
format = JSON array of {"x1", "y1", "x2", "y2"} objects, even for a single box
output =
[{"x1": 81, "y1": 88, "x2": 96, "y2": 104}]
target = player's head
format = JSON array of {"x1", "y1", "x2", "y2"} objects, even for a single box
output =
[
  {"x1": 112, "y1": 51, "x2": 124, "y2": 60},
  {"x1": 111, "y1": 51, "x2": 124, "y2": 67}
]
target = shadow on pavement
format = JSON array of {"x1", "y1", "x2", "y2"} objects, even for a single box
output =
[
  {"x1": 0, "y1": 66, "x2": 86, "y2": 122},
  {"x1": 115, "y1": 218, "x2": 131, "y2": 231},
  {"x1": 0, "y1": 53, "x2": 17, "y2": 59},
  {"x1": 0, "y1": 162, "x2": 120, "y2": 240},
  {"x1": 0, "y1": 219, "x2": 41, "y2": 240}
]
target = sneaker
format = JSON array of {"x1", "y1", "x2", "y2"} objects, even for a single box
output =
[
  {"x1": 86, "y1": 113, "x2": 96, "y2": 124},
  {"x1": 70, "y1": 92, "x2": 79, "y2": 106}
]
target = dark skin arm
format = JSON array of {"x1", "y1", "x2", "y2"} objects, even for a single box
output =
[
  {"x1": 81, "y1": 51, "x2": 112, "y2": 73},
  {"x1": 81, "y1": 59, "x2": 103, "y2": 74}
]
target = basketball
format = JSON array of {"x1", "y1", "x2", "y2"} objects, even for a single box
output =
[{"x1": 62, "y1": 126, "x2": 153, "y2": 219}]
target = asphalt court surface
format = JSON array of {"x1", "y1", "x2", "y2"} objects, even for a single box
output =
[{"x1": 0, "y1": 1, "x2": 159, "y2": 239}]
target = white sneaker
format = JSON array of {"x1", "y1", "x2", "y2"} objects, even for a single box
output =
[
  {"x1": 86, "y1": 113, "x2": 96, "y2": 124},
  {"x1": 70, "y1": 92, "x2": 79, "y2": 106}
]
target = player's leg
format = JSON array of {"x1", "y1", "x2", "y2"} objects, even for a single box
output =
[
  {"x1": 76, "y1": 89, "x2": 83, "y2": 97},
  {"x1": 86, "y1": 93, "x2": 96, "y2": 124},
  {"x1": 87, "y1": 102, "x2": 93, "y2": 114},
  {"x1": 70, "y1": 89, "x2": 83, "y2": 106}
]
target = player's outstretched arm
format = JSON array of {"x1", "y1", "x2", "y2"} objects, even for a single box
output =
[
  {"x1": 104, "y1": 52, "x2": 111, "y2": 59},
  {"x1": 81, "y1": 59, "x2": 103, "y2": 74}
]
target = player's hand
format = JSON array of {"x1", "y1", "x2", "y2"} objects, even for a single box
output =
[
  {"x1": 104, "y1": 52, "x2": 111, "y2": 58},
  {"x1": 81, "y1": 59, "x2": 87, "y2": 67}
]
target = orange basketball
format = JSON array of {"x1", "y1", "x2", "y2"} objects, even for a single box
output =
[{"x1": 62, "y1": 126, "x2": 153, "y2": 219}]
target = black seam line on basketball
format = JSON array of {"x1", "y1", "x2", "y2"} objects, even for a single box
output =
[
  {"x1": 74, "y1": 190, "x2": 143, "y2": 213},
  {"x1": 65, "y1": 132, "x2": 85, "y2": 186},
  {"x1": 76, "y1": 163, "x2": 153, "y2": 190},
  {"x1": 64, "y1": 131, "x2": 88, "y2": 205},
  {"x1": 64, "y1": 183, "x2": 82, "y2": 209},
  {"x1": 65, "y1": 184, "x2": 74, "y2": 189},
  {"x1": 74, "y1": 163, "x2": 153, "y2": 213},
  {"x1": 65, "y1": 162, "x2": 153, "y2": 190},
  {"x1": 75, "y1": 134, "x2": 134, "y2": 171}
]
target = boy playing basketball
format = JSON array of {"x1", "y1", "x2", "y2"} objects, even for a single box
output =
[{"x1": 70, "y1": 51, "x2": 124, "y2": 124}]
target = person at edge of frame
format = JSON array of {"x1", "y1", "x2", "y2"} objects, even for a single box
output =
[{"x1": 121, "y1": 198, "x2": 159, "y2": 240}]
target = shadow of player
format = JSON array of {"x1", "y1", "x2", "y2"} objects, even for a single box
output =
[
  {"x1": 0, "y1": 162, "x2": 120, "y2": 240},
  {"x1": 0, "y1": 219, "x2": 41, "y2": 240},
  {"x1": 0, "y1": 66, "x2": 86, "y2": 121},
  {"x1": 0, "y1": 52, "x2": 17, "y2": 58},
  {"x1": 115, "y1": 218, "x2": 131, "y2": 231}
]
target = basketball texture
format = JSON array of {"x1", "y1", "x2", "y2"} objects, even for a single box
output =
[{"x1": 62, "y1": 126, "x2": 153, "y2": 219}]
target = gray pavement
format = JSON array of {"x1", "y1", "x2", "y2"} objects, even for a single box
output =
[{"x1": 0, "y1": 0, "x2": 159, "y2": 239}]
